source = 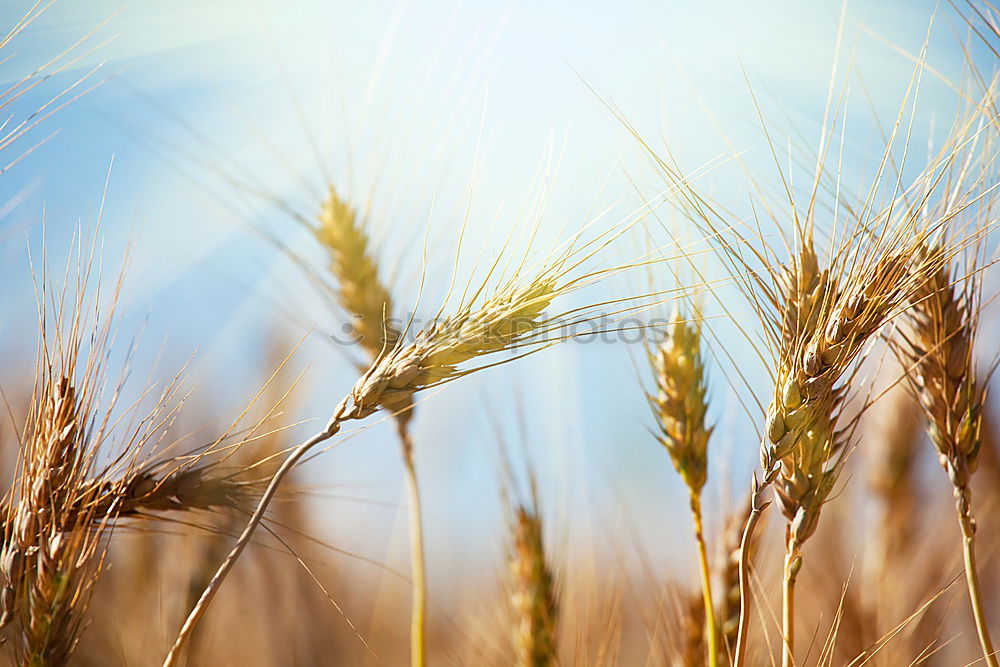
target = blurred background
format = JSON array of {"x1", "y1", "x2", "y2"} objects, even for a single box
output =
[{"x1": 0, "y1": 0, "x2": 996, "y2": 664}]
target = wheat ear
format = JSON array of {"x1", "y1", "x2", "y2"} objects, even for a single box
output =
[
  {"x1": 650, "y1": 309, "x2": 717, "y2": 667},
  {"x1": 731, "y1": 236, "x2": 942, "y2": 667},
  {"x1": 317, "y1": 185, "x2": 400, "y2": 358},
  {"x1": 1, "y1": 375, "x2": 107, "y2": 666},
  {"x1": 317, "y1": 185, "x2": 428, "y2": 664},
  {"x1": 163, "y1": 261, "x2": 569, "y2": 667},
  {"x1": 900, "y1": 243, "x2": 997, "y2": 667},
  {"x1": 509, "y1": 503, "x2": 558, "y2": 667}
]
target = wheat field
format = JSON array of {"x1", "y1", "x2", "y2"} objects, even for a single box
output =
[{"x1": 0, "y1": 1, "x2": 999, "y2": 666}]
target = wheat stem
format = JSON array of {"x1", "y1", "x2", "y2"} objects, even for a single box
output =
[
  {"x1": 162, "y1": 399, "x2": 350, "y2": 667},
  {"x1": 399, "y1": 425, "x2": 427, "y2": 667},
  {"x1": 781, "y1": 539, "x2": 801, "y2": 667},
  {"x1": 958, "y1": 498, "x2": 998, "y2": 667},
  {"x1": 733, "y1": 467, "x2": 777, "y2": 667},
  {"x1": 690, "y1": 494, "x2": 718, "y2": 667}
]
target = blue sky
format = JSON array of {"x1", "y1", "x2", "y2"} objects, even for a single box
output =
[{"x1": 0, "y1": 0, "x2": 992, "y2": 598}]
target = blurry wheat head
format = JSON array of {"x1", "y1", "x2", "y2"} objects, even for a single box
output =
[
  {"x1": 861, "y1": 380, "x2": 926, "y2": 653},
  {"x1": 509, "y1": 504, "x2": 558, "y2": 667}
]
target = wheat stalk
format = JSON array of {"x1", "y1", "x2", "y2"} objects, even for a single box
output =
[
  {"x1": 649, "y1": 309, "x2": 717, "y2": 667},
  {"x1": 718, "y1": 501, "x2": 753, "y2": 664},
  {"x1": 0, "y1": 234, "x2": 126, "y2": 664}
]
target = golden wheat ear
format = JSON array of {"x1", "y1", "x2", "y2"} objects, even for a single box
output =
[
  {"x1": 1, "y1": 371, "x2": 102, "y2": 666},
  {"x1": 1, "y1": 231, "x2": 128, "y2": 664},
  {"x1": 647, "y1": 308, "x2": 718, "y2": 667},
  {"x1": 894, "y1": 240, "x2": 998, "y2": 666},
  {"x1": 316, "y1": 185, "x2": 400, "y2": 361}
]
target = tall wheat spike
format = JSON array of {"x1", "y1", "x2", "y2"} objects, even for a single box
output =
[
  {"x1": 759, "y1": 228, "x2": 954, "y2": 666},
  {"x1": 899, "y1": 243, "x2": 997, "y2": 666},
  {"x1": 649, "y1": 309, "x2": 717, "y2": 667},
  {"x1": 316, "y1": 186, "x2": 400, "y2": 360},
  {"x1": 315, "y1": 184, "x2": 427, "y2": 665},
  {"x1": 509, "y1": 504, "x2": 558, "y2": 667},
  {"x1": 1, "y1": 242, "x2": 124, "y2": 664}
]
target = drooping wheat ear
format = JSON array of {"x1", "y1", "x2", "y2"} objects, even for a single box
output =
[
  {"x1": 1, "y1": 374, "x2": 106, "y2": 666},
  {"x1": 347, "y1": 275, "x2": 558, "y2": 420},
  {"x1": 317, "y1": 185, "x2": 400, "y2": 360},
  {"x1": 772, "y1": 246, "x2": 940, "y2": 667},
  {"x1": 509, "y1": 505, "x2": 558, "y2": 667},
  {"x1": 88, "y1": 461, "x2": 251, "y2": 518},
  {"x1": 900, "y1": 243, "x2": 997, "y2": 667},
  {"x1": 649, "y1": 309, "x2": 717, "y2": 667},
  {"x1": 164, "y1": 257, "x2": 580, "y2": 666}
]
